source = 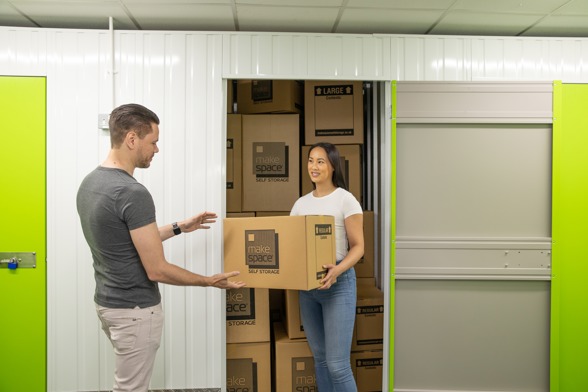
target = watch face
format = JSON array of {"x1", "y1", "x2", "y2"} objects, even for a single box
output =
[{"x1": 173, "y1": 223, "x2": 181, "y2": 234}]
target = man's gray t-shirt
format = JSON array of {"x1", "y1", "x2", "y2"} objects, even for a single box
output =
[{"x1": 77, "y1": 166, "x2": 161, "y2": 308}]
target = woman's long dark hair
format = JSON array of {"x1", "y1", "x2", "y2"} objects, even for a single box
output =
[{"x1": 308, "y1": 142, "x2": 348, "y2": 190}]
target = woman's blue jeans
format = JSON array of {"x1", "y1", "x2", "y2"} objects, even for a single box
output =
[{"x1": 299, "y1": 265, "x2": 358, "y2": 392}]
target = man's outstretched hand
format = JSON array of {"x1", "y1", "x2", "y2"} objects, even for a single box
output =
[{"x1": 209, "y1": 271, "x2": 245, "y2": 289}]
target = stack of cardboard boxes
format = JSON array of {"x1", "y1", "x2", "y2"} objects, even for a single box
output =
[
  {"x1": 226, "y1": 287, "x2": 271, "y2": 391},
  {"x1": 225, "y1": 79, "x2": 383, "y2": 391}
]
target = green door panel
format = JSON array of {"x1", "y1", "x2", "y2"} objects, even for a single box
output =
[
  {"x1": 0, "y1": 76, "x2": 47, "y2": 392},
  {"x1": 551, "y1": 82, "x2": 588, "y2": 392},
  {"x1": 389, "y1": 80, "x2": 397, "y2": 390}
]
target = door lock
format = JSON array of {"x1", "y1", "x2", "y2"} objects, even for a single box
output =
[
  {"x1": 0, "y1": 252, "x2": 37, "y2": 269},
  {"x1": 0, "y1": 257, "x2": 19, "y2": 269}
]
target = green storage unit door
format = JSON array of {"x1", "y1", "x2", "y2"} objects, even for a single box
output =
[
  {"x1": 0, "y1": 76, "x2": 47, "y2": 392},
  {"x1": 551, "y1": 82, "x2": 588, "y2": 392}
]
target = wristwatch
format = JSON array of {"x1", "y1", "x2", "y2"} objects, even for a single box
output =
[{"x1": 172, "y1": 222, "x2": 182, "y2": 235}]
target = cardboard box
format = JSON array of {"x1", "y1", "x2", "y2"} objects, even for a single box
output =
[
  {"x1": 242, "y1": 114, "x2": 300, "y2": 212},
  {"x1": 351, "y1": 350, "x2": 383, "y2": 392},
  {"x1": 305, "y1": 80, "x2": 364, "y2": 145},
  {"x1": 352, "y1": 285, "x2": 384, "y2": 352},
  {"x1": 255, "y1": 211, "x2": 290, "y2": 217},
  {"x1": 226, "y1": 212, "x2": 256, "y2": 218},
  {"x1": 237, "y1": 80, "x2": 303, "y2": 114},
  {"x1": 226, "y1": 288, "x2": 270, "y2": 344},
  {"x1": 226, "y1": 114, "x2": 242, "y2": 212},
  {"x1": 283, "y1": 290, "x2": 305, "y2": 339},
  {"x1": 356, "y1": 277, "x2": 376, "y2": 288},
  {"x1": 301, "y1": 144, "x2": 362, "y2": 203},
  {"x1": 227, "y1": 342, "x2": 271, "y2": 392},
  {"x1": 274, "y1": 322, "x2": 316, "y2": 392},
  {"x1": 355, "y1": 210, "x2": 374, "y2": 278},
  {"x1": 224, "y1": 215, "x2": 335, "y2": 290}
]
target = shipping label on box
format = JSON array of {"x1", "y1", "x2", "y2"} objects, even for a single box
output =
[
  {"x1": 226, "y1": 287, "x2": 270, "y2": 343},
  {"x1": 274, "y1": 322, "x2": 316, "y2": 392},
  {"x1": 227, "y1": 342, "x2": 271, "y2": 392},
  {"x1": 252, "y1": 80, "x2": 273, "y2": 101},
  {"x1": 237, "y1": 80, "x2": 303, "y2": 114},
  {"x1": 242, "y1": 114, "x2": 300, "y2": 212},
  {"x1": 224, "y1": 215, "x2": 334, "y2": 290},
  {"x1": 305, "y1": 80, "x2": 364, "y2": 145}
]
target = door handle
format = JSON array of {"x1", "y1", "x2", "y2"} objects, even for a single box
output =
[{"x1": 0, "y1": 252, "x2": 37, "y2": 269}]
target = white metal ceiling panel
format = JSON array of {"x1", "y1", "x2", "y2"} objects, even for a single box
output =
[
  {"x1": 451, "y1": 0, "x2": 572, "y2": 13},
  {"x1": 125, "y1": 3, "x2": 236, "y2": 31},
  {"x1": 338, "y1": 8, "x2": 444, "y2": 34},
  {"x1": 554, "y1": 0, "x2": 588, "y2": 14},
  {"x1": 525, "y1": 15, "x2": 588, "y2": 37},
  {"x1": 2, "y1": 0, "x2": 588, "y2": 37},
  {"x1": 431, "y1": 11, "x2": 545, "y2": 36},
  {"x1": 9, "y1": 1, "x2": 135, "y2": 30},
  {"x1": 0, "y1": 3, "x2": 38, "y2": 27},
  {"x1": 346, "y1": 0, "x2": 455, "y2": 9},
  {"x1": 237, "y1": 0, "x2": 342, "y2": 5},
  {"x1": 237, "y1": 5, "x2": 339, "y2": 32},
  {"x1": 123, "y1": 0, "x2": 232, "y2": 3}
]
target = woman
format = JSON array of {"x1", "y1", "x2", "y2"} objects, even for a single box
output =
[{"x1": 290, "y1": 142, "x2": 364, "y2": 392}]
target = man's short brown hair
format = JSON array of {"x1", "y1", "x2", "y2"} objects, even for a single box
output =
[{"x1": 108, "y1": 103, "x2": 160, "y2": 147}]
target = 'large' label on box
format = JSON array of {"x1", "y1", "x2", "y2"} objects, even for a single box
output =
[
  {"x1": 246, "y1": 229, "x2": 279, "y2": 271},
  {"x1": 304, "y1": 81, "x2": 363, "y2": 145},
  {"x1": 314, "y1": 84, "x2": 355, "y2": 137}
]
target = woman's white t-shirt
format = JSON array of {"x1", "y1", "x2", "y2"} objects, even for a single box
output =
[{"x1": 290, "y1": 187, "x2": 363, "y2": 261}]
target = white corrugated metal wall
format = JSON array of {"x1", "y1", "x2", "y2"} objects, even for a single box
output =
[
  {"x1": 2, "y1": 26, "x2": 588, "y2": 391},
  {"x1": 1, "y1": 27, "x2": 229, "y2": 391}
]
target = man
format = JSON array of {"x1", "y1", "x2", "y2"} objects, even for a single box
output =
[{"x1": 77, "y1": 103, "x2": 245, "y2": 392}]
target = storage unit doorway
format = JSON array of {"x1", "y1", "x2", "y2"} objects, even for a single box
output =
[
  {"x1": 223, "y1": 80, "x2": 554, "y2": 392},
  {"x1": 223, "y1": 78, "x2": 393, "y2": 391}
]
